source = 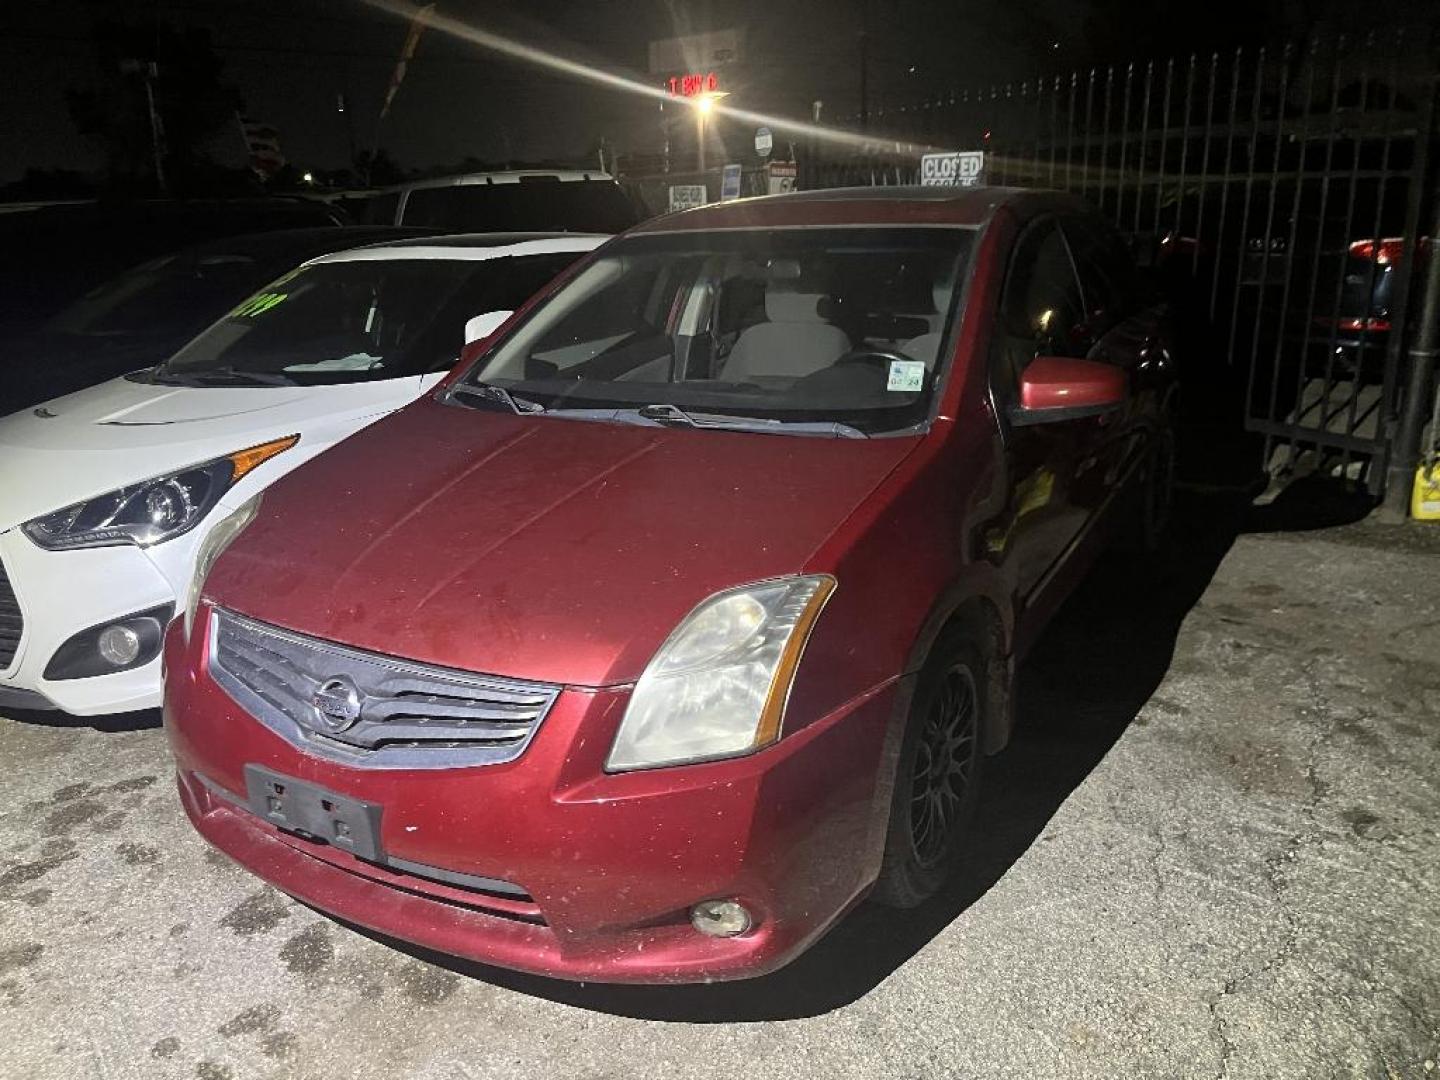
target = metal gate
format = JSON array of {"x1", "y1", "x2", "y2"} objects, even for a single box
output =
[{"x1": 799, "y1": 28, "x2": 1439, "y2": 495}]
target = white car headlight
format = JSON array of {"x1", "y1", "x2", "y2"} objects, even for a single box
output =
[
  {"x1": 21, "y1": 435, "x2": 297, "y2": 551},
  {"x1": 606, "y1": 575, "x2": 836, "y2": 772},
  {"x1": 183, "y1": 493, "x2": 263, "y2": 641}
]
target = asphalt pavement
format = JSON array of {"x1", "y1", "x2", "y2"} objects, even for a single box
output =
[{"x1": 1, "y1": 499, "x2": 1437, "y2": 1079}]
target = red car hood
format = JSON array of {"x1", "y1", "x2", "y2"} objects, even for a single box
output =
[{"x1": 207, "y1": 397, "x2": 920, "y2": 687}]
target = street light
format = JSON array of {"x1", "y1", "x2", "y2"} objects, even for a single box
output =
[{"x1": 691, "y1": 90, "x2": 728, "y2": 174}]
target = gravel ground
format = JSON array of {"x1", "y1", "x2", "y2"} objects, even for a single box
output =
[{"x1": 1, "y1": 501, "x2": 1437, "y2": 1080}]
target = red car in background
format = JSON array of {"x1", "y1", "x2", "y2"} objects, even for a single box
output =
[{"x1": 165, "y1": 187, "x2": 1176, "y2": 983}]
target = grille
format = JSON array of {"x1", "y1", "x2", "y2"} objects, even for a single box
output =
[
  {"x1": 0, "y1": 557, "x2": 22, "y2": 671},
  {"x1": 209, "y1": 608, "x2": 561, "y2": 769}
]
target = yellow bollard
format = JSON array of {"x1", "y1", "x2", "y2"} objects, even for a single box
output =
[{"x1": 1413, "y1": 461, "x2": 1440, "y2": 521}]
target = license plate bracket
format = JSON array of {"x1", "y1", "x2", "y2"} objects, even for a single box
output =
[{"x1": 244, "y1": 764, "x2": 384, "y2": 863}]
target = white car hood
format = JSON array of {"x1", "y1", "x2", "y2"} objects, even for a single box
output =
[{"x1": 0, "y1": 373, "x2": 434, "y2": 532}]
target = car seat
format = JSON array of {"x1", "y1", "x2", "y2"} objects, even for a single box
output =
[
  {"x1": 900, "y1": 277, "x2": 955, "y2": 368},
  {"x1": 723, "y1": 289, "x2": 852, "y2": 381}
]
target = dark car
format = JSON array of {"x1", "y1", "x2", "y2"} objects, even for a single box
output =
[
  {"x1": 0, "y1": 197, "x2": 351, "y2": 342},
  {"x1": 0, "y1": 225, "x2": 431, "y2": 417},
  {"x1": 166, "y1": 187, "x2": 1176, "y2": 984}
]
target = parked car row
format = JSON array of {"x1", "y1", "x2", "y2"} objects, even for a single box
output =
[{"x1": 0, "y1": 186, "x2": 1176, "y2": 984}]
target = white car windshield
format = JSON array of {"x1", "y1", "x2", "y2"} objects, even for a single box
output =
[
  {"x1": 466, "y1": 227, "x2": 976, "y2": 435},
  {"x1": 151, "y1": 258, "x2": 521, "y2": 388}
]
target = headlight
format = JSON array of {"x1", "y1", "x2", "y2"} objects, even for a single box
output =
[
  {"x1": 183, "y1": 494, "x2": 263, "y2": 641},
  {"x1": 606, "y1": 575, "x2": 836, "y2": 772},
  {"x1": 21, "y1": 435, "x2": 297, "y2": 551}
]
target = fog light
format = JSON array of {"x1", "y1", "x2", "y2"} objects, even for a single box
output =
[
  {"x1": 690, "y1": 899, "x2": 752, "y2": 938},
  {"x1": 97, "y1": 624, "x2": 142, "y2": 667},
  {"x1": 43, "y1": 605, "x2": 173, "y2": 682}
]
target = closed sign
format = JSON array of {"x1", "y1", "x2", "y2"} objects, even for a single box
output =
[{"x1": 920, "y1": 151, "x2": 985, "y2": 187}]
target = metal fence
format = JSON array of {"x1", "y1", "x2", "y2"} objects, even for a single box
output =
[{"x1": 799, "y1": 28, "x2": 1440, "y2": 496}]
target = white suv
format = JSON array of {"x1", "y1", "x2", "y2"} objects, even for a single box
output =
[{"x1": 364, "y1": 170, "x2": 639, "y2": 234}]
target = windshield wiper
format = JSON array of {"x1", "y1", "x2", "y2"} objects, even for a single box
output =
[
  {"x1": 148, "y1": 365, "x2": 296, "y2": 387},
  {"x1": 630, "y1": 403, "x2": 868, "y2": 439},
  {"x1": 448, "y1": 382, "x2": 547, "y2": 415}
]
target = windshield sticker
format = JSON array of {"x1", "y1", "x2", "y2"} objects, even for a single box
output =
[
  {"x1": 230, "y1": 291, "x2": 288, "y2": 318},
  {"x1": 886, "y1": 359, "x2": 925, "y2": 392}
]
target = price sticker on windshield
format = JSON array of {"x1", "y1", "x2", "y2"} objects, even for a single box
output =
[{"x1": 886, "y1": 359, "x2": 925, "y2": 392}]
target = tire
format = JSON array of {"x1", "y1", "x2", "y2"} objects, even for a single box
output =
[
  {"x1": 1125, "y1": 422, "x2": 1177, "y2": 554},
  {"x1": 872, "y1": 627, "x2": 989, "y2": 909}
]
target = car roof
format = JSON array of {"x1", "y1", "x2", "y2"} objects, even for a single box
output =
[
  {"x1": 177, "y1": 225, "x2": 435, "y2": 261},
  {"x1": 308, "y1": 232, "x2": 609, "y2": 264},
  {"x1": 386, "y1": 170, "x2": 617, "y2": 194},
  {"x1": 631, "y1": 185, "x2": 1092, "y2": 233}
]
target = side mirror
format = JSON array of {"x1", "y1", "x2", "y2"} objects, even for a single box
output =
[
  {"x1": 1008, "y1": 356, "x2": 1126, "y2": 426},
  {"x1": 465, "y1": 310, "x2": 513, "y2": 344},
  {"x1": 459, "y1": 310, "x2": 514, "y2": 367}
]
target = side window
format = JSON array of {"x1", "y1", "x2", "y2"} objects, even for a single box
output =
[
  {"x1": 1064, "y1": 217, "x2": 1139, "y2": 334},
  {"x1": 470, "y1": 254, "x2": 580, "y2": 315},
  {"x1": 399, "y1": 188, "x2": 456, "y2": 227},
  {"x1": 414, "y1": 254, "x2": 583, "y2": 373},
  {"x1": 362, "y1": 192, "x2": 401, "y2": 226},
  {"x1": 993, "y1": 218, "x2": 1087, "y2": 392}
]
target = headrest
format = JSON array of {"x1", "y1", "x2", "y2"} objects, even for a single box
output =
[
  {"x1": 933, "y1": 280, "x2": 951, "y2": 316},
  {"x1": 766, "y1": 258, "x2": 803, "y2": 282},
  {"x1": 765, "y1": 290, "x2": 826, "y2": 323}
]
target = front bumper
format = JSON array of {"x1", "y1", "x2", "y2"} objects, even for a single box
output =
[
  {"x1": 166, "y1": 612, "x2": 903, "y2": 983},
  {"x1": 0, "y1": 526, "x2": 182, "y2": 715}
]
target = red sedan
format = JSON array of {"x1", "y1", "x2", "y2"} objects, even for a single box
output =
[{"x1": 165, "y1": 187, "x2": 1176, "y2": 983}]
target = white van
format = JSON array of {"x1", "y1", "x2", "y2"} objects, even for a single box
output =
[{"x1": 363, "y1": 170, "x2": 640, "y2": 234}]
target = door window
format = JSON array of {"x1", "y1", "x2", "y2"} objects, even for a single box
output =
[
  {"x1": 993, "y1": 218, "x2": 1087, "y2": 392},
  {"x1": 417, "y1": 253, "x2": 583, "y2": 372},
  {"x1": 1064, "y1": 216, "x2": 1140, "y2": 336}
]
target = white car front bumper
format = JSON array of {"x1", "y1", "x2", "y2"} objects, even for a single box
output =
[{"x1": 0, "y1": 525, "x2": 195, "y2": 716}]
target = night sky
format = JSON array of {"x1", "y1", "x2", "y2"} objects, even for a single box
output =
[{"x1": 0, "y1": 0, "x2": 1415, "y2": 186}]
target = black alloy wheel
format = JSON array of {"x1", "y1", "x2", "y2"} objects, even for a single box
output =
[{"x1": 909, "y1": 664, "x2": 980, "y2": 868}]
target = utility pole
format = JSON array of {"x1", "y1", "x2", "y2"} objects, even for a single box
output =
[
  {"x1": 123, "y1": 58, "x2": 167, "y2": 194},
  {"x1": 859, "y1": 0, "x2": 871, "y2": 130},
  {"x1": 1382, "y1": 190, "x2": 1440, "y2": 519},
  {"x1": 143, "y1": 66, "x2": 167, "y2": 194},
  {"x1": 1381, "y1": 80, "x2": 1440, "y2": 520}
]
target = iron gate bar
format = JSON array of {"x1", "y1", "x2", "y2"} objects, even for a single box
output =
[
  {"x1": 1134, "y1": 60, "x2": 1155, "y2": 235},
  {"x1": 1242, "y1": 44, "x2": 1291, "y2": 444},
  {"x1": 1316, "y1": 36, "x2": 1372, "y2": 477},
  {"x1": 1030, "y1": 77, "x2": 1045, "y2": 191},
  {"x1": 1248, "y1": 419, "x2": 1386, "y2": 455},
  {"x1": 1101, "y1": 67, "x2": 1115, "y2": 217},
  {"x1": 1264, "y1": 40, "x2": 1320, "y2": 472},
  {"x1": 1193, "y1": 53, "x2": 1220, "y2": 278},
  {"x1": 1285, "y1": 36, "x2": 1345, "y2": 473},
  {"x1": 1152, "y1": 57, "x2": 1176, "y2": 238},
  {"x1": 1343, "y1": 35, "x2": 1402, "y2": 479},
  {"x1": 1227, "y1": 47, "x2": 1269, "y2": 375},
  {"x1": 1174, "y1": 55, "x2": 1196, "y2": 252},
  {"x1": 1382, "y1": 72, "x2": 1440, "y2": 513},
  {"x1": 1066, "y1": 71, "x2": 1078, "y2": 191},
  {"x1": 1210, "y1": 50, "x2": 1246, "y2": 321},
  {"x1": 1049, "y1": 76, "x2": 1060, "y2": 186},
  {"x1": 1118, "y1": 63, "x2": 1134, "y2": 227}
]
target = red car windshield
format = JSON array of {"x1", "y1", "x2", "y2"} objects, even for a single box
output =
[{"x1": 470, "y1": 227, "x2": 976, "y2": 435}]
